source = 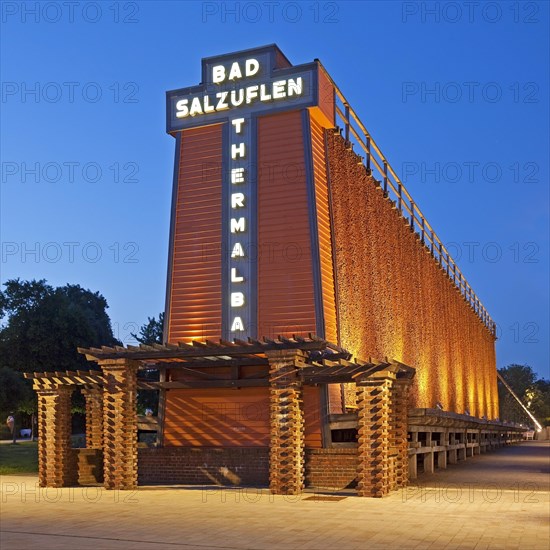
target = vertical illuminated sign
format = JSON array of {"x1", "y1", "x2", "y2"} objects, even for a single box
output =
[{"x1": 166, "y1": 45, "x2": 319, "y2": 339}]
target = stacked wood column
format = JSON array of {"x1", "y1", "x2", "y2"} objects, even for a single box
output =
[
  {"x1": 35, "y1": 385, "x2": 74, "y2": 487},
  {"x1": 100, "y1": 359, "x2": 138, "y2": 490},
  {"x1": 391, "y1": 379, "x2": 410, "y2": 489},
  {"x1": 356, "y1": 372, "x2": 395, "y2": 497},
  {"x1": 267, "y1": 350, "x2": 306, "y2": 495},
  {"x1": 82, "y1": 386, "x2": 103, "y2": 449}
]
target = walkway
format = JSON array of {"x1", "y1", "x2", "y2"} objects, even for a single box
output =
[{"x1": 1, "y1": 442, "x2": 548, "y2": 549}]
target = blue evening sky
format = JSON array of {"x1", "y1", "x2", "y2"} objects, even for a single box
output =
[{"x1": 1, "y1": 1, "x2": 548, "y2": 378}]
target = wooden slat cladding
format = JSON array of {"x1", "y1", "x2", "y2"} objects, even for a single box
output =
[
  {"x1": 164, "y1": 388, "x2": 270, "y2": 447},
  {"x1": 167, "y1": 124, "x2": 223, "y2": 343},
  {"x1": 303, "y1": 386, "x2": 322, "y2": 448},
  {"x1": 317, "y1": 67, "x2": 335, "y2": 127},
  {"x1": 309, "y1": 114, "x2": 338, "y2": 344},
  {"x1": 164, "y1": 386, "x2": 322, "y2": 448},
  {"x1": 257, "y1": 111, "x2": 317, "y2": 338}
]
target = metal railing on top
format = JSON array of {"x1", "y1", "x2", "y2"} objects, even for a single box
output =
[{"x1": 319, "y1": 64, "x2": 496, "y2": 337}]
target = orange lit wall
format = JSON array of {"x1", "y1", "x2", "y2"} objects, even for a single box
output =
[
  {"x1": 256, "y1": 111, "x2": 317, "y2": 338},
  {"x1": 164, "y1": 385, "x2": 322, "y2": 447},
  {"x1": 167, "y1": 124, "x2": 223, "y2": 342},
  {"x1": 326, "y1": 131, "x2": 498, "y2": 419}
]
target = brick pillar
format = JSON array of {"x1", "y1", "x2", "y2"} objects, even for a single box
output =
[
  {"x1": 100, "y1": 359, "x2": 138, "y2": 490},
  {"x1": 391, "y1": 379, "x2": 410, "y2": 488},
  {"x1": 356, "y1": 373, "x2": 394, "y2": 497},
  {"x1": 82, "y1": 386, "x2": 103, "y2": 449},
  {"x1": 267, "y1": 350, "x2": 305, "y2": 496},
  {"x1": 36, "y1": 385, "x2": 74, "y2": 487}
]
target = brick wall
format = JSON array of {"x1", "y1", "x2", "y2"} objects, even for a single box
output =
[
  {"x1": 138, "y1": 447, "x2": 359, "y2": 489},
  {"x1": 138, "y1": 447, "x2": 269, "y2": 486},
  {"x1": 305, "y1": 448, "x2": 358, "y2": 490}
]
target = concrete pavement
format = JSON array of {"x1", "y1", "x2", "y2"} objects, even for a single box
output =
[{"x1": 1, "y1": 441, "x2": 548, "y2": 549}]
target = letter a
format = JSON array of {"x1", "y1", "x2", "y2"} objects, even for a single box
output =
[{"x1": 231, "y1": 317, "x2": 244, "y2": 331}]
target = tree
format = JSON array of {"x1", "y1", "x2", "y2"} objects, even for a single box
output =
[
  {"x1": 0, "y1": 279, "x2": 121, "y2": 435},
  {"x1": 130, "y1": 313, "x2": 164, "y2": 345},
  {"x1": 498, "y1": 364, "x2": 550, "y2": 426},
  {"x1": 526, "y1": 379, "x2": 550, "y2": 426},
  {"x1": 131, "y1": 313, "x2": 164, "y2": 415},
  {"x1": 0, "y1": 278, "x2": 120, "y2": 373}
]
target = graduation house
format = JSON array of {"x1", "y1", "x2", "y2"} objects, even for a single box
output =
[{"x1": 27, "y1": 45, "x2": 525, "y2": 497}]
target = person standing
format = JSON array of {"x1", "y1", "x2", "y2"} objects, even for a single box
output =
[{"x1": 6, "y1": 414, "x2": 15, "y2": 443}]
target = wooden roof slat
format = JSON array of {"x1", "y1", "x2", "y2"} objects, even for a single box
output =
[
  {"x1": 191, "y1": 340, "x2": 208, "y2": 348},
  {"x1": 139, "y1": 344, "x2": 157, "y2": 351},
  {"x1": 205, "y1": 339, "x2": 222, "y2": 347},
  {"x1": 79, "y1": 336, "x2": 334, "y2": 363},
  {"x1": 233, "y1": 338, "x2": 251, "y2": 346}
]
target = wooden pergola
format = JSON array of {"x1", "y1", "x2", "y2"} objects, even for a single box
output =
[{"x1": 26, "y1": 335, "x2": 415, "y2": 497}]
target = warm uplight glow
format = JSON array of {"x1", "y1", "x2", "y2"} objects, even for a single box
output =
[{"x1": 328, "y1": 132, "x2": 499, "y2": 419}]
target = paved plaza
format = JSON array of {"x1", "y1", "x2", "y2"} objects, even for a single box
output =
[{"x1": 1, "y1": 442, "x2": 548, "y2": 549}]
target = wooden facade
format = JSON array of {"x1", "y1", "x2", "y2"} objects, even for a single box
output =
[
  {"x1": 26, "y1": 45, "x2": 515, "y2": 498},
  {"x1": 161, "y1": 45, "x2": 500, "y2": 448}
]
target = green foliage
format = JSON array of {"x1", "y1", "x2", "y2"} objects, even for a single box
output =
[
  {"x1": 0, "y1": 367, "x2": 32, "y2": 417},
  {"x1": 527, "y1": 379, "x2": 550, "y2": 426},
  {"x1": 131, "y1": 313, "x2": 164, "y2": 415},
  {"x1": 131, "y1": 312, "x2": 164, "y2": 345},
  {"x1": 498, "y1": 364, "x2": 550, "y2": 426},
  {"x1": 0, "y1": 278, "x2": 120, "y2": 373},
  {"x1": 0, "y1": 278, "x2": 121, "y2": 418}
]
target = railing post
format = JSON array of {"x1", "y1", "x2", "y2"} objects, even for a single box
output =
[
  {"x1": 344, "y1": 103, "x2": 350, "y2": 143},
  {"x1": 421, "y1": 217, "x2": 425, "y2": 244},
  {"x1": 410, "y1": 201, "x2": 415, "y2": 231},
  {"x1": 430, "y1": 229, "x2": 434, "y2": 255},
  {"x1": 365, "y1": 134, "x2": 371, "y2": 171},
  {"x1": 384, "y1": 161, "x2": 389, "y2": 197},
  {"x1": 397, "y1": 180, "x2": 401, "y2": 210}
]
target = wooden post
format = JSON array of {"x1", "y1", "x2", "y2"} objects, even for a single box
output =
[
  {"x1": 100, "y1": 359, "x2": 139, "y2": 490},
  {"x1": 391, "y1": 379, "x2": 410, "y2": 488},
  {"x1": 356, "y1": 371, "x2": 395, "y2": 497},
  {"x1": 35, "y1": 385, "x2": 74, "y2": 487},
  {"x1": 266, "y1": 350, "x2": 306, "y2": 496},
  {"x1": 423, "y1": 450, "x2": 435, "y2": 474},
  {"x1": 157, "y1": 367, "x2": 167, "y2": 447},
  {"x1": 82, "y1": 386, "x2": 103, "y2": 449}
]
